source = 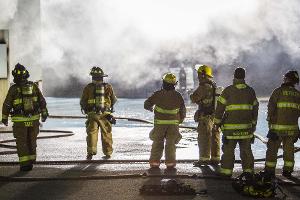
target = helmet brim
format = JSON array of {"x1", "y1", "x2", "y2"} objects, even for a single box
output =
[
  {"x1": 197, "y1": 72, "x2": 213, "y2": 78},
  {"x1": 91, "y1": 74, "x2": 108, "y2": 77}
]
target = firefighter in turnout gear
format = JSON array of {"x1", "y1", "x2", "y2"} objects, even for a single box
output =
[
  {"x1": 190, "y1": 64, "x2": 221, "y2": 166},
  {"x1": 80, "y1": 66, "x2": 117, "y2": 160},
  {"x1": 213, "y1": 67, "x2": 259, "y2": 177},
  {"x1": 1, "y1": 63, "x2": 48, "y2": 171},
  {"x1": 264, "y1": 70, "x2": 300, "y2": 178},
  {"x1": 144, "y1": 73, "x2": 186, "y2": 168}
]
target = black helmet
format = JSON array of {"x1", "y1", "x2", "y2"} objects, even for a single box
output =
[
  {"x1": 284, "y1": 70, "x2": 299, "y2": 85},
  {"x1": 234, "y1": 67, "x2": 246, "y2": 79},
  {"x1": 90, "y1": 66, "x2": 108, "y2": 77},
  {"x1": 12, "y1": 63, "x2": 30, "y2": 81}
]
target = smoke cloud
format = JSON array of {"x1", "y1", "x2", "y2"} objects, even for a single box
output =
[
  {"x1": 0, "y1": 0, "x2": 18, "y2": 26},
  {"x1": 36, "y1": 0, "x2": 300, "y2": 96}
]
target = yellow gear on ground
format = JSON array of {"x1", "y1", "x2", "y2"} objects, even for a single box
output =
[
  {"x1": 162, "y1": 73, "x2": 177, "y2": 85},
  {"x1": 195, "y1": 64, "x2": 213, "y2": 78}
]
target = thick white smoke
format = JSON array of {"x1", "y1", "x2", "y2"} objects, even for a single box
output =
[
  {"x1": 1, "y1": 0, "x2": 300, "y2": 96},
  {"x1": 35, "y1": 0, "x2": 300, "y2": 95},
  {"x1": 0, "y1": 0, "x2": 18, "y2": 27}
]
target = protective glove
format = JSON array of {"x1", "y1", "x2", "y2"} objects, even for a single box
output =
[
  {"x1": 251, "y1": 136, "x2": 255, "y2": 144},
  {"x1": 1, "y1": 118, "x2": 8, "y2": 126},
  {"x1": 105, "y1": 114, "x2": 116, "y2": 125},
  {"x1": 41, "y1": 115, "x2": 48, "y2": 122},
  {"x1": 81, "y1": 108, "x2": 86, "y2": 115},
  {"x1": 41, "y1": 109, "x2": 49, "y2": 122},
  {"x1": 147, "y1": 107, "x2": 154, "y2": 112},
  {"x1": 293, "y1": 133, "x2": 300, "y2": 143},
  {"x1": 267, "y1": 130, "x2": 279, "y2": 141}
]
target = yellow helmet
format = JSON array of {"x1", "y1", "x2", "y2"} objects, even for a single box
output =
[
  {"x1": 195, "y1": 64, "x2": 213, "y2": 77},
  {"x1": 162, "y1": 73, "x2": 177, "y2": 84}
]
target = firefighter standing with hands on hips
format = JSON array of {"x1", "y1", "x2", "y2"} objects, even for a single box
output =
[
  {"x1": 264, "y1": 70, "x2": 300, "y2": 178},
  {"x1": 1, "y1": 63, "x2": 48, "y2": 171},
  {"x1": 144, "y1": 73, "x2": 186, "y2": 169},
  {"x1": 80, "y1": 66, "x2": 117, "y2": 160},
  {"x1": 190, "y1": 64, "x2": 221, "y2": 166},
  {"x1": 213, "y1": 67, "x2": 259, "y2": 177}
]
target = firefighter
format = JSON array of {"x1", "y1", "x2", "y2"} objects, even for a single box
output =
[
  {"x1": 213, "y1": 67, "x2": 259, "y2": 177},
  {"x1": 190, "y1": 64, "x2": 221, "y2": 166},
  {"x1": 1, "y1": 63, "x2": 48, "y2": 171},
  {"x1": 80, "y1": 66, "x2": 117, "y2": 160},
  {"x1": 144, "y1": 73, "x2": 186, "y2": 168},
  {"x1": 264, "y1": 70, "x2": 300, "y2": 178}
]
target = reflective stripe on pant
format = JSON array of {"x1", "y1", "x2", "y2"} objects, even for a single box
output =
[
  {"x1": 86, "y1": 113, "x2": 113, "y2": 156},
  {"x1": 13, "y1": 120, "x2": 39, "y2": 166},
  {"x1": 149, "y1": 124, "x2": 181, "y2": 165},
  {"x1": 265, "y1": 135, "x2": 296, "y2": 172},
  {"x1": 197, "y1": 115, "x2": 220, "y2": 162},
  {"x1": 149, "y1": 160, "x2": 160, "y2": 167},
  {"x1": 221, "y1": 139, "x2": 254, "y2": 175}
]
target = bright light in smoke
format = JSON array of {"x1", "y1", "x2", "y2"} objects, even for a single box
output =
[
  {"x1": 26, "y1": 0, "x2": 300, "y2": 95},
  {"x1": 101, "y1": 0, "x2": 259, "y2": 40}
]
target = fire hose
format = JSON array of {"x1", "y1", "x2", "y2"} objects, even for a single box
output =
[
  {"x1": 0, "y1": 115, "x2": 299, "y2": 164},
  {"x1": 0, "y1": 115, "x2": 300, "y2": 187},
  {"x1": 0, "y1": 173, "x2": 299, "y2": 187}
]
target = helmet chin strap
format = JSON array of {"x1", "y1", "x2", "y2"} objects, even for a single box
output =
[
  {"x1": 92, "y1": 78, "x2": 103, "y2": 85},
  {"x1": 13, "y1": 79, "x2": 28, "y2": 85},
  {"x1": 92, "y1": 76, "x2": 103, "y2": 81}
]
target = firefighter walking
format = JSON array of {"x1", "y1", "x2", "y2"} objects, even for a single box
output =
[
  {"x1": 1, "y1": 63, "x2": 48, "y2": 171},
  {"x1": 144, "y1": 73, "x2": 186, "y2": 168},
  {"x1": 213, "y1": 67, "x2": 259, "y2": 177},
  {"x1": 190, "y1": 64, "x2": 221, "y2": 166},
  {"x1": 264, "y1": 70, "x2": 300, "y2": 178},
  {"x1": 80, "y1": 66, "x2": 117, "y2": 160}
]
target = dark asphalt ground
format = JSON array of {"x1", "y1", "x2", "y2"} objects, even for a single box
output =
[
  {"x1": 1, "y1": 125, "x2": 300, "y2": 200},
  {"x1": 0, "y1": 163, "x2": 300, "y2": 200}
]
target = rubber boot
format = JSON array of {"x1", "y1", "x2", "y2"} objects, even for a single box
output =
[
  {"x1": 20, "y1": 164, "x2": 33, "y2": 172},
  {"x1": 282, "y1": 170, "x2": 292, "y2": 178},
  {"x1": 86, "y1": 154, "x2": 93, "y2": 160}
]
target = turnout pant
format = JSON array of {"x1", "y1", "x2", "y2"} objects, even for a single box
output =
[
  {"x1": 197, "y1": 115, "x2": 220, "y2": 162},
  {"x1": 86, "y1": 113, "x2": 113, "y2": 156},
  {"x1": 149, "y1": 124, "x2": 182, "y2": 167},
  {"x1": 220, "y1": 138, "x2": 254, "y2": 176},
  {"x1": 265, "y1": 135, "x2": 297, "y2": 173},
  {"x1": 13, "y1": 120, "x2": 40, "y2": 167}
]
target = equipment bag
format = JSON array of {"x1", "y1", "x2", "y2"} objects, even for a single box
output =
[
  {"x1": 140, "y1": 179, "x2": 202, "y2": 195},
  {"x1": 232, "y1": 172, "x2": 286, "y2": 199}
]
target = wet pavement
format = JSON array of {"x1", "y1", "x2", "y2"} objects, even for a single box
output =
[
  {"x1": 0, "y1": 128, "x2": 300, "y2": 200},
  {"x1": 0, "y1": 163, "x2": 300, "y2": 200}
]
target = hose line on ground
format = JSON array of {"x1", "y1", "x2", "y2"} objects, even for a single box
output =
[
  {"x1": 0, "y1": 173, "x2": 299, "y2": 187},
  {"x1": 0, "y1": 145, "x2": 299, "y2": 166},
  {"x1": 0, "y1": 116, "x2": 299, "y2": 166},
  {"x1": 0, "y1": 131, "x2": 74, "y2": 154}
]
